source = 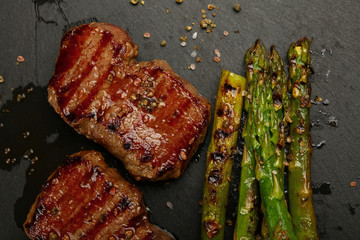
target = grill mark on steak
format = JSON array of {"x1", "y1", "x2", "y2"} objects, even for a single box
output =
[
  {"x1": 24, "y1": 151, "x2": 173, "y2": 240},
  {"x1": 83, "y1": 196, "x2": 133, "y2": 238},
  {"x1": 49, "y1": 24, "x2": 89, "y2": 89},
  {"x1": 48, "y1": 23, "x2": 211, "y2": 181},
  {"x1": 64, "y1": 32, "x2": 115, "y2": 122},
  {"x1": 70, "y1": 42, "x2": 125, "y2": 123},
  {"x1": 55, "y1": 26, "x2": 105, "y2": 110}
]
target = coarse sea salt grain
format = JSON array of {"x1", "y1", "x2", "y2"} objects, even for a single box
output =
[
  {"x1": 191, "y1": 51, "x2": 197, "y2": 58},
  {"x1": 192, "y1": 32, "x2": 198, "y2": 39},
  {"x1": 181, "y1": 42, "x2": 187, "y2": 47}
]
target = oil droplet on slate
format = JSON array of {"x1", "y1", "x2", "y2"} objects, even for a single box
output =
[
  {"x1": 312, "y1": 140, "x2": 326, "y2": 149},
  {"x1": 312, "y1": 182, "x2": 332, "y2": 195},
  {"x1": 328, "y1": 116, "x2": 338, "y2": 127},
  {"x1": 348, "y1": 203, "x2": 359, "y2": 215}
]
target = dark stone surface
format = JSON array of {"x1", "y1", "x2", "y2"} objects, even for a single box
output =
[{"x1": 0, "y1": 0, "x2": 359, "y2": 239}]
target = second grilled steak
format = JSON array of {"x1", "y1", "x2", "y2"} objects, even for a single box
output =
[
  {"x1": 24, "y1": 151, "x2": 174, "y2": 240},
  {"x1": 48, "y1": 22, "x2": 211, "y2": 181}
]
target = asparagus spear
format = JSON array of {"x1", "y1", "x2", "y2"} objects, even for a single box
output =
[
  {"x1": 249, "y1": 40, "x2": 296, "y2": 239},
  {"x1": 201, "y1": 70, "x2": 247, "y2": 240},
  {"x1": 259, "y1": 45, "x2": 290, "y2": 240},
  {"x1": 287, "y1": 38, "x2": 319, "y2": 240},
  {"x1": 233, "y1": 40, "x2": 263, "y2": 240},
  {"x1": 268, "y1": 45, "x2": 289, "y2": 190}
]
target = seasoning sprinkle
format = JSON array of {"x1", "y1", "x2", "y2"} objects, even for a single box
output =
[
  {"x1": 201, "y1": 9, "x2": 205, "y2": 14},
  {"x1": 23, "y1": 131, "x2": 30, "y2": 139},
  {"x1": 179, "y1": 36, "x2": 187, "y2": 42},
  {"x1": 223, "y1": 31, "x2": 229, "y2": 36},
  {"x1": 158, "y1": 102, "x2": 165, "y2": 108},
  {"x1": 196, "y1": 57, "x2": 202, "y2": 63},
  {"x1": 233, "y1": 3, "x2": 241, "y2": 12},
  {"x1": 17, "y1": 56, "x2": 25, "y2": 62},
  {"x1": 200, "y1": 20, "x2": 208, "y2": 29},
  {"x1": 226, "y1": 219, "x2": 233, "y2": 226},
  {"x1": 125, "y1": 230, "x2": 134, "y2": 238},
  {"x1": 314, "y1": 95, "x2": 323, "y2": 102},
  {"x1": 185, "y1": 26, "x2": 192, "y2": 31},
  {"x1": 176, "y1": 0, "x2": 183, "y2": 3},
  {"x1": 140, "y1": 0, "x2": 145, "y2": 5},
  {"x1": 166, "y1": 201, "x2": 174, "y2": 209},
  {"x1": 130, "y1": 0, "x2": 139, "y2": 5},
  {"x1": 0, "y1": 75, "x2": 4, "y2": 83},
  {"x1": 4, "y1": 147, "x2": 10, "y2": 154},
  {"x1": 350, "y1": 182, "x2": 357, "y2": 187},
  {"x1": 49, "y1": 232, "x2": 58, "y2": 240},
  {"x1": 207, "y1": 4, "x2": 216, "y2": 10},
  {"x1": 214, "y1": 49, "x2": 221, "y2": 57},
  {"x1": 143, "y1": 32, "x2": 151, "y2": 39},
  {"x1": 213, "y1": 57, "x2": 221, "y2": 63},
  {"x1": 191, "y1": 51, "x2": 197, "y2": 58},
  {"x1": 160, "y1": 40, "x2": 167, "y2": 47},
  {"x1": 16, "y1": 93, "x2": 26, "y2": 102}
]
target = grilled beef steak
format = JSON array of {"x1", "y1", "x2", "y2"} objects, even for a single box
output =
[
  {"x1": 24, "y1": 151, "x2": 174, "y2": 240},
  {"x1": 48, "y1": 22, "x2": 211, "y2": 181}
]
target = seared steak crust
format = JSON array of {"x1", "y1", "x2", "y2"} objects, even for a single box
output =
[
  {"x1": 23, "y1": 151, "x2": 173, "y2": 240},
  {"x1": 48, "y1": 22, "x2": 211, "y2": 181}
]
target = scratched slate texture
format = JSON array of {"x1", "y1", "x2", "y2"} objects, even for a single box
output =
[{"x1": 0, "y1": 0, "x2": 359, "y2": 239}]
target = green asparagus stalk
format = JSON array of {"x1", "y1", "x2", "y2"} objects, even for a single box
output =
[
  {"x1": 233, "y1": 40, "x2": 263, "y2": 240},
  {"x1": 259, "y1": 45, "x2": 290, "y2": 240},
  {"x1": 201, "y1": 70, "x2": 247, "y2": 240},
  {"x1": 249, "y1": 40, "x2": 297, "y2": 239},
  {"x1": 287, "y1": 38, "x2": 319, "y2": 240},
  {"x1": 268, "y1": 45, "x2": 289, "y2": 190}
]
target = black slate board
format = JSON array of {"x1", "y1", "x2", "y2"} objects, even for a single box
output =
[{"x1": 1, "y1": 0, "x2": 359, "y2": 239}]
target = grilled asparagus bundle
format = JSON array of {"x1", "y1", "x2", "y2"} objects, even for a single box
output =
[
  {"x1": 203, "y1": 38, "x2": 318, "y2": 240},
  {"x1": 201, "y1": 70, "x2": 247, "y2": 240},
  {"x1": 287, "y1": 38, "x2": 319, "y2": 240}
]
